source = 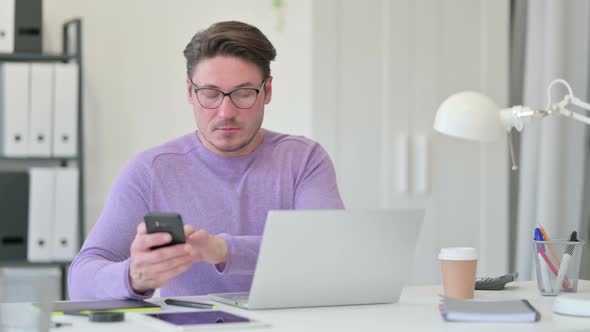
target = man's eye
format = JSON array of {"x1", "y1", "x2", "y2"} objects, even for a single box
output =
[
  {"x1": 199, "y1": 89, "x2": 220, "y2": 99},
  {"x1": 233, "y1": 89, "x2": 255, "y2": 98}
]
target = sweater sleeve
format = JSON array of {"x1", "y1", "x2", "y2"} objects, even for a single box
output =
[
  {"x1": 215, "y1": 143, "x2": 344, "y2": 275},
  {"x1": 294, "y1": 143, "x2": 344, "y2": 209},
  {"x1": 68, "y1": 156, "x2": 155, "y2": 300}
]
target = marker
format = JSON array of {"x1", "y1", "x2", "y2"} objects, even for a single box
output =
[
  {"x1": 164, "y1": 299, "x2": 216, "y2": 309},
  {"x1": 538, "y1": 252, "x2": 553, "y2": 292},
  {"x1": 555, "y1": 231, "x2": 578, "y2": 291}
]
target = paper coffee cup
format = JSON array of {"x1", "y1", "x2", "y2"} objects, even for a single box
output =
[{"x1": 439, "y1": 247, "x2": 478, "y2": 299}]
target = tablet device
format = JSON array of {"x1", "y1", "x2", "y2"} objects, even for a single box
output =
[{"x1": 133, "y1": 310, "x2": 268, "y2": 331}]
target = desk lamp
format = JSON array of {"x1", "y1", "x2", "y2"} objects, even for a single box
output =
[
  {"x1": 433, "y1": 78, "x2": 590, "y2": 317},
  {"x1": 434, "y1": 79, "x2": 590, "y2": 170}
]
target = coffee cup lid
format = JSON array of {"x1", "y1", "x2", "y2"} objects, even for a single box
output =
[{"x1": 438, "y1": 247, "x2": 477, "y2": 260}]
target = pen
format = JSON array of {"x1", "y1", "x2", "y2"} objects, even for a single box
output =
[
  {"x1": 538, "y1": 250, "x2": 559, "y2": 276},
  {"x1": 535, "y1": 229, "x2": 561, "y2": 275},
  {"x1": 535, "y1": 228, "x2": 552, "y2": 292},
  {"x1": 164, "y1": 299, "x2": 216, "y2": 309},
  {"x1": 535, "y1": 228, "x2": 572, "y2": 290},
  {"x1": 538, "y1": 224, "x2": 561, "y2": 266},
  {"x1": 535, "y1": 228, "x2": 562, "y2": 276}
]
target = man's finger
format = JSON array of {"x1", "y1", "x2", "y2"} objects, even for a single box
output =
[
  {"x1": 188, "y1": 230, "x2": 209, "y2": 247},
  {"x1": 136, "y1": 222, "x2": 147, "y2": 235},
  {"x1": 135, "y1": 232, "x2": 173, "y2": 252},
  {"x1": 152, "y1": 262, "x2": 194, "y2": 285},
  {"x1": 138, "y1": 243, "x2": 191, "y2": 265},
  {"x1": 184, "y1": 224, "x2": 197, "y2": 236},
  {"x1": 148, "y1": 254, "x2": 194, "y2": 275}
]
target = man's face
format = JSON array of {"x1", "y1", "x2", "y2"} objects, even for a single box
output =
[{"x1": 187, "y1": 56, "x2": 272, "y2": 157}]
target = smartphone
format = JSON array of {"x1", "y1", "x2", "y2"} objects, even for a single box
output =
[{"x1": 144, "y1": 212, "x2": 186, "y2": 250}]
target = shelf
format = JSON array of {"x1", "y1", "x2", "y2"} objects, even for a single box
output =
[
  {"x1": 0, "y1": 261, "x2": 71, "y2": 266},
  {"x1": 0, "y1": 52, "x2": 76, "y2": 62},
  {"x1": 0, "y1": 156, "x2": 78, "y2": 162},
  {"x1": 0, "y1": 19, "x2": 83, "y2": 301}
]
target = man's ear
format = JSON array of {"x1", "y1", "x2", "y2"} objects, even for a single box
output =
[
  {"x1": 186, "y1": 78, "x2": 194, "y2": 104},
  {"x1": 263, "y1": 76, "x2": 273, "y2": 104}
]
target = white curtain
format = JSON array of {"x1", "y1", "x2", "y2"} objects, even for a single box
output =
[{"x1": 515, "y1": 0, "x2": 590, "y2": 279}]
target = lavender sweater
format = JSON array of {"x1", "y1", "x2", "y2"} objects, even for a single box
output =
[{"x1": 68, "y1": 130, "x2": 343, "y2": 300}]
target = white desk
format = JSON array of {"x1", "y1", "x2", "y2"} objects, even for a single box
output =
[{"x1": 8, "y1": 281, "x2": 590, "y2": 331}]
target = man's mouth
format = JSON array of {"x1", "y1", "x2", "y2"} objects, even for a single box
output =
[{"x1": 217, "y1": 127, "x2": 240, "y2": 132}]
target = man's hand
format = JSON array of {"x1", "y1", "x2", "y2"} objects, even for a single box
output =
[
  {"x1": 129, "y1": 223, "x2": 197, "y2": 294},
  {"x1": 186, "y1": 229, "x2": 228, "y2": 265},
  {"x1": 129, "y1": 223, "x2": 229, "y2": 294}
]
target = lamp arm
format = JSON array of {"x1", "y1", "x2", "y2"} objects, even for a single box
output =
[
  {"x1": 558, "y1": 107, "x2": 590, "y2": 126},
  {"x1": 500, "y1": 91, "x2": 590, "y2": 172},
  {"x1": 545, "y1": 79, "x2": 574, "y2": 110},
  {"x1": 570, "y1": 96, "x2": 590, "y2": 112},
  {"x1": 500, "y1": 106, "x2": 540, "y2": 132},
  {"x1": 503, "y1": 95, "x2": 590, "y2": 130},
  {"x1": 551, "y1": 95, "x2": 590, "y2": 126},
  {"x1": 543, "y1": 78, "x2": 590, "y2": 126}
]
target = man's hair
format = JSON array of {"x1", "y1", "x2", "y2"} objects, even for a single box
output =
[{"x1": 183, "y1": 21, "x2": 277, "y2": 79}]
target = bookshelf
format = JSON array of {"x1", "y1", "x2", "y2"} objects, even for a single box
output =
[{"x1": 0, "y1": 18, "x2": 84, "y2": 300}]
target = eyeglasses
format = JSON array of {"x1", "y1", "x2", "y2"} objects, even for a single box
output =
[{"x1": 189, "y1": 79, "x2": 267, "y2": 109}]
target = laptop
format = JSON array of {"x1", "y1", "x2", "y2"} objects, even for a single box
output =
[{"x1": 209, "y1": 209, "x2": 424, "y2": 309}]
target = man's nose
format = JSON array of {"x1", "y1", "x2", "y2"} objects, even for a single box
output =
[{"x1": 216, "y1": 96, "x2": 238, "y2": 119}]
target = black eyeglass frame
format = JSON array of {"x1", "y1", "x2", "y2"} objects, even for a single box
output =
[{"x1": 188, "y1": 78, "x2": 268, "y2": 109}]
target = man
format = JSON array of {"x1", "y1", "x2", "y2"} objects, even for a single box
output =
[{"x1": 68, "y1": 21, "x2": 343, "y2": 300}]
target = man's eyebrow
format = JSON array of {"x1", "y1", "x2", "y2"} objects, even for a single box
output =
[
  {"x1": 193, "y1": 81, "x2": 259, "y2": 89},
  {"x1": 233, "y1": 82, "x2": 259, "y2": 89}
]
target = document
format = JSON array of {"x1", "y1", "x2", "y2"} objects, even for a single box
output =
[
  {"x1": 29, "y1": 63, "x2": 54, "y2": 157},
  {"x1": 27, "y1": 168, "x2": 56, "y2": 262},
  {"x1": 0, "y1": 0, "x2": 15, "y2": 53},
  {"x1": 51, "y1": 168, "x2": 79, "y2": 261},
  {"x1": 0, "y1": 62, "x2": 30, "y2": 156},
  {"x1": 52, "y1": 63, "x2": 78, "y2": 157}
]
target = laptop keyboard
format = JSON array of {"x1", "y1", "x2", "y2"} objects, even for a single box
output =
[{"x1": 220, "y1": 292, "x2": 250, "y2": 302}]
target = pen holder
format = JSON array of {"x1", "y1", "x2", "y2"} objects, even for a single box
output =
[{"x1": 532, "y1": 239, "x2": 585, "y2": 296}]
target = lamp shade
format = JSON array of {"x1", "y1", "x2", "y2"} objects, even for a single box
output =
[{"x1": 434, "y1": 91, "x2": 505, "y2": 142}]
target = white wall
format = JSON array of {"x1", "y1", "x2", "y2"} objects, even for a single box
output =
[
  {"x1": 43, "y1": 0, "x2": 313, "y2": 231},
  {"x1": 44, "y1": 1, "x2": 510, "y2": 285},
  {"x1": 312, "y1": 0, "x2": 510, "y2": 283}
]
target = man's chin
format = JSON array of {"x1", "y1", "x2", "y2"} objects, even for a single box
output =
[
  {"x1": 210, "y1": 138, "x2": 250, "y2": 153},
  {"x1": 199, "y1": 129, "x2": 261, "y2": 156},
  {"x1": 213, "y1": 143, "x2": 247, "y2": 153}
]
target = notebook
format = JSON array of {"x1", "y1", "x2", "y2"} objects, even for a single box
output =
[
  {"x1": 51, "y1": 299, "x2": 160, "y2": 314},
  {"x1": 439, "y1": 298, "x2": 541, "y2": 323},
  {"x1": 209, "y1": 209, "x2": 424, "y2": 309}
]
